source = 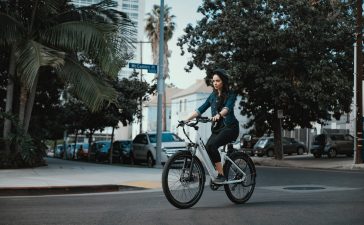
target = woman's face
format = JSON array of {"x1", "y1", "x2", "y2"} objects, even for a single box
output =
[{"x1": 212, "y1": 74, "x2": 223, "y2": 91}]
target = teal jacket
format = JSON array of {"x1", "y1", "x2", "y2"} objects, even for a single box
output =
[{"x1": 196, "y1": 91, "x2": 239, "y2": 127}]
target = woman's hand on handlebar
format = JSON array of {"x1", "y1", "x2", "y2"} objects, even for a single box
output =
[
  {"x1": 211, "y1": 113, "x2": 221, "y2": 122},
  {"x1": 177, "y1": 120, "x2": 188, "y2": 127}
]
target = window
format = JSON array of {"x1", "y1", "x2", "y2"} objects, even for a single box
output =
[
  {"x1": 148, "y1": 133, "x2": 183, "y2": 143},
  {"x1": 314, "y1": 134, "x2": 326, "y2": 145},
  {"x1": 331, "y1": 134, "x2": 345, "y2": 141},
  {"x1": 282, "y1": 138, "x2": 290, "y2": 145},
  {"x1": 184, "y1": 99, "x2": 187, "y2": 111},
  {"x1": 133, "y1": 134, "x2": 147, "y2": 144},
  {"x1": 179, "y1": 100, "x2": 182, "y2": 112},
  {"x1": 345, "y1": 135, "x2": 354, "y2": 141},
  {"x1": 131, "y1": 4, "x2": 138, "y2": 10}
]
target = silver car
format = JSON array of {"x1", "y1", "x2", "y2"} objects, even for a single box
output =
[{"x1": 132, "y1": 132, "x2": 187, "y2": 167}]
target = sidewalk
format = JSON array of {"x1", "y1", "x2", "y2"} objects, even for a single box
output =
[
  {"x1": 252, "y1": 154, "x2": 364, "y2": 170},
  {"x1": 0, "y1": 158, "x2": 163, "y2": 195},
  {"x1": 0, "y1": 155, "x2": 363, "y2": 195}
]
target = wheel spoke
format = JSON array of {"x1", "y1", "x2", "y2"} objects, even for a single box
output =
[
  {"x1": 224, "y1": 153, "x2": 256, "y2": 204},
  {"x1": 162, "y1": 152, "x2": 205, "y2": 208}
]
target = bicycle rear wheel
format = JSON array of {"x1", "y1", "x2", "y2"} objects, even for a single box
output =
[
  {"x1": 224, "y1": 152, "x2": 256, "y2": 204},
  {"x1": 162, "y1": 151, "x2": 205, "y2": 209}
]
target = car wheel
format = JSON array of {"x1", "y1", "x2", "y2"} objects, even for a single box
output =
[
  {"x1": 327, "y1": 148, "x2": 337, "y2": 158},
  {"x1": 147, "y1": 153, "x2": 155, "y2": 168},
  {"x1": 346, "y1": 153, "x2": 353, "y2": 157},
  {"x1": 297, "y1": 147, "x2": 304, "y2": 155},
  {"x1": 129, "y1": 151, "x2": 137, "y2": 165},
  {"x1": 267, "y1": 149, "x2": 274, "y2": 157},
  {"x1": 129, "y1": 155, "x2": 135, "y2": 165},
  {"x1": 119, "y1": 156, "x2": 125, "y2": 164},
  {"x1": 313, "y1": 153, "x2": 321, "y2": 158}
]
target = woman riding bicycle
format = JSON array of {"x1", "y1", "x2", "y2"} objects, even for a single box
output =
[{"x1": 184, "y1": 69, "x2": 239, "y2": 183}]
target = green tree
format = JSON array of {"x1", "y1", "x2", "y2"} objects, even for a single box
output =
[
  {"x1": 28, "y1": 68, "x2": 66, "y2": 141},
  {"x1": 145, "y1": 4, "x2": 176, "y2": 131},
  {"x1": 178, "y1": 0, "x2": 354, "y2": 159},
  {"x1": 62, "y1": 76, "x2": 150, "y2": 161},
  {"x1": 0, "y1": 0, "x2": 134, "y2": 166}
]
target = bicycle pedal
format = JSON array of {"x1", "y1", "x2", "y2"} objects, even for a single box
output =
[{"x1": 209, "y1": 180, "x2": 223, "y2": 191}]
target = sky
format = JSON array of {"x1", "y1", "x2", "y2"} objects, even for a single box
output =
[{"x1": 142, "y1": 0, "x2": 205, "y2": 89}]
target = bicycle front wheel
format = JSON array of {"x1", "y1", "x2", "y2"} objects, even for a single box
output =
[
  {"x1": 224, "y1": 152, "x2": 256, "y2": 204},
  {"x1": 162, "y1": 151, "x2": 205, "y2": 209}
]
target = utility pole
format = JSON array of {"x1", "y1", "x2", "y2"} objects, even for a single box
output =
[
  {"x1": 355, "y1": 0, "x2": 363, "y2": 164},
  {"x1": 156, "y1": 0, "x2": 165, "y2": 167}
]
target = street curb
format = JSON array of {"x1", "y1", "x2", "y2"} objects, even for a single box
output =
[
  {"x1": 0, "y1": 184, "x2": 146, "y2": 196},
  {"x1": 252, "y1": 158, "x2": 364, "y2": 171}
]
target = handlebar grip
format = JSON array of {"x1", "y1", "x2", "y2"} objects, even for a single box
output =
[
  {"x1": 177, "y1": 120, "x2": 186, "y2": 127},
  {"x1": 196, "y1": 116, "x2": 212, "y2": 123}
]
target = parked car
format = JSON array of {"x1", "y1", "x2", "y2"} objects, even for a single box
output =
[
  {"x1": 89, "y1": 141, "x2": 112, "y2": 162},
  {"x1": 54, "y1": 144, "x2": 65, "y2": 158},
  {"x1": 132, "y1": 132, "x2": 187, "y2": 167},
  {"x1": 241, "y1": 134, "x2": 260, "y2": 156},
  {"x1": 253, "y1": 137, "x2": 307, "y2": 157},
  {"x1": 112, "y1": 140, "x2": 133, "y2": 164},
  {"x1": 310, "y1": 133, "x2": 354, "y2": 158},
  {"x1": 74, "y1": 143, "x2": 89, "y2": 160}
]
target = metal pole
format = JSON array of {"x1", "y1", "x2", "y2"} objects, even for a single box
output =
[
  {"x1": 156, "y1": 0, "x2": 165, "y2": 167},
  {"x1": 139, "y1": 42, "x2": 143, "y2": 134},
  {"x1": 355, "y1": 0, "x2": 363, "y2": 164},
  {"x1": 353, "y1": 42, "x2": 357, "y2": 164}
]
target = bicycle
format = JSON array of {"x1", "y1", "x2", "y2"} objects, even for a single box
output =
[{"x1": 162, "y1": 117, "x2": 256, "y2": 209}]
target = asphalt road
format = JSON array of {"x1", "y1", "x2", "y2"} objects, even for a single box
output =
[{"x1": 1, "y1": 167, "x2": 363, "y2": 225}]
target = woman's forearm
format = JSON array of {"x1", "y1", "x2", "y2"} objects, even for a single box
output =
[{"x1": 185, "y1": 111, "x2": 199, "y2": 121}]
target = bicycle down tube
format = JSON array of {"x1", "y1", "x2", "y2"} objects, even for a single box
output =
[{"x1": 194, "y1": 130, "x2": 247, "y2": 184}]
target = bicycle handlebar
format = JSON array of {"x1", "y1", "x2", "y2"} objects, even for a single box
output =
[
  {"x1": 177, "y1": 117, "x2": 212, "y2": 144},
  {"x1": 177, "y1": 117, "x2": 212, "y2": 128}
]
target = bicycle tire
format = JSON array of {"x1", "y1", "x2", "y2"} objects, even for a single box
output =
[
  {"x1": 223, "y1": 152, "x2": 256, "y2": 204},
  {"x1": 162, "y1": 151, "x2": 205, "y2": 209}
]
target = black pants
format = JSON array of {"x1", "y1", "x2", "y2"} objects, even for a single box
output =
[{"x1": 205, "y1": 124, "x2": 239, "y2": 163}]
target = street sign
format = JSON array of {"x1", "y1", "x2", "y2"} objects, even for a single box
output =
[{"x1": 129, "y1": 63, "x2": 158, "y2": 73}]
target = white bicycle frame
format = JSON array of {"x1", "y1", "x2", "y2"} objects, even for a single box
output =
[{"x1": 191, "y1": 129, "x2": 248, "y2": 185}]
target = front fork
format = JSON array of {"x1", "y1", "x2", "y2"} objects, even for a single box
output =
[{"x1": 180, "y1": 144, "x2": 198, "y2": 182}]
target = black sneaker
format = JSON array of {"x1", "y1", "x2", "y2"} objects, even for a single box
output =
[{"x1": 214, "y1": 174, "x2": 226, "y2": 183}]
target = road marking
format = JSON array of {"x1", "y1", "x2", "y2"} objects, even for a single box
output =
[{"x1": 258, "y1": 185, "x2": 361, "y2": 193}]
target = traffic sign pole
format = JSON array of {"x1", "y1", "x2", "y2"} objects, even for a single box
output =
[{"x1": 156, "y1": 0, "x2": 164, "y2": 167}]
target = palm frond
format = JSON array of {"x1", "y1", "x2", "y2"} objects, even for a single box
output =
[
  {"x1": 16, "y1": 40, "x2": 65, "y2": 90},
  {"x1": 42, "y1": 20, "x2": 116, "y2": 51},
  {"x1": 0, "y1": 12, "x2": 24, "y2": 46},
  {"x1": 57, "y1": 57, "x2": 118, "y2": 112},
  {"x1": 43, "y1": 0, "x2": 69, "y2": 14}
]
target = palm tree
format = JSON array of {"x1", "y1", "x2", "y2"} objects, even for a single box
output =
[
  {"x1": 145, "y1": 4, "x2": 175, "y2": 131},
  {"x1": 0, "y1": 0, "x2": 134, "y2": 157}
]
